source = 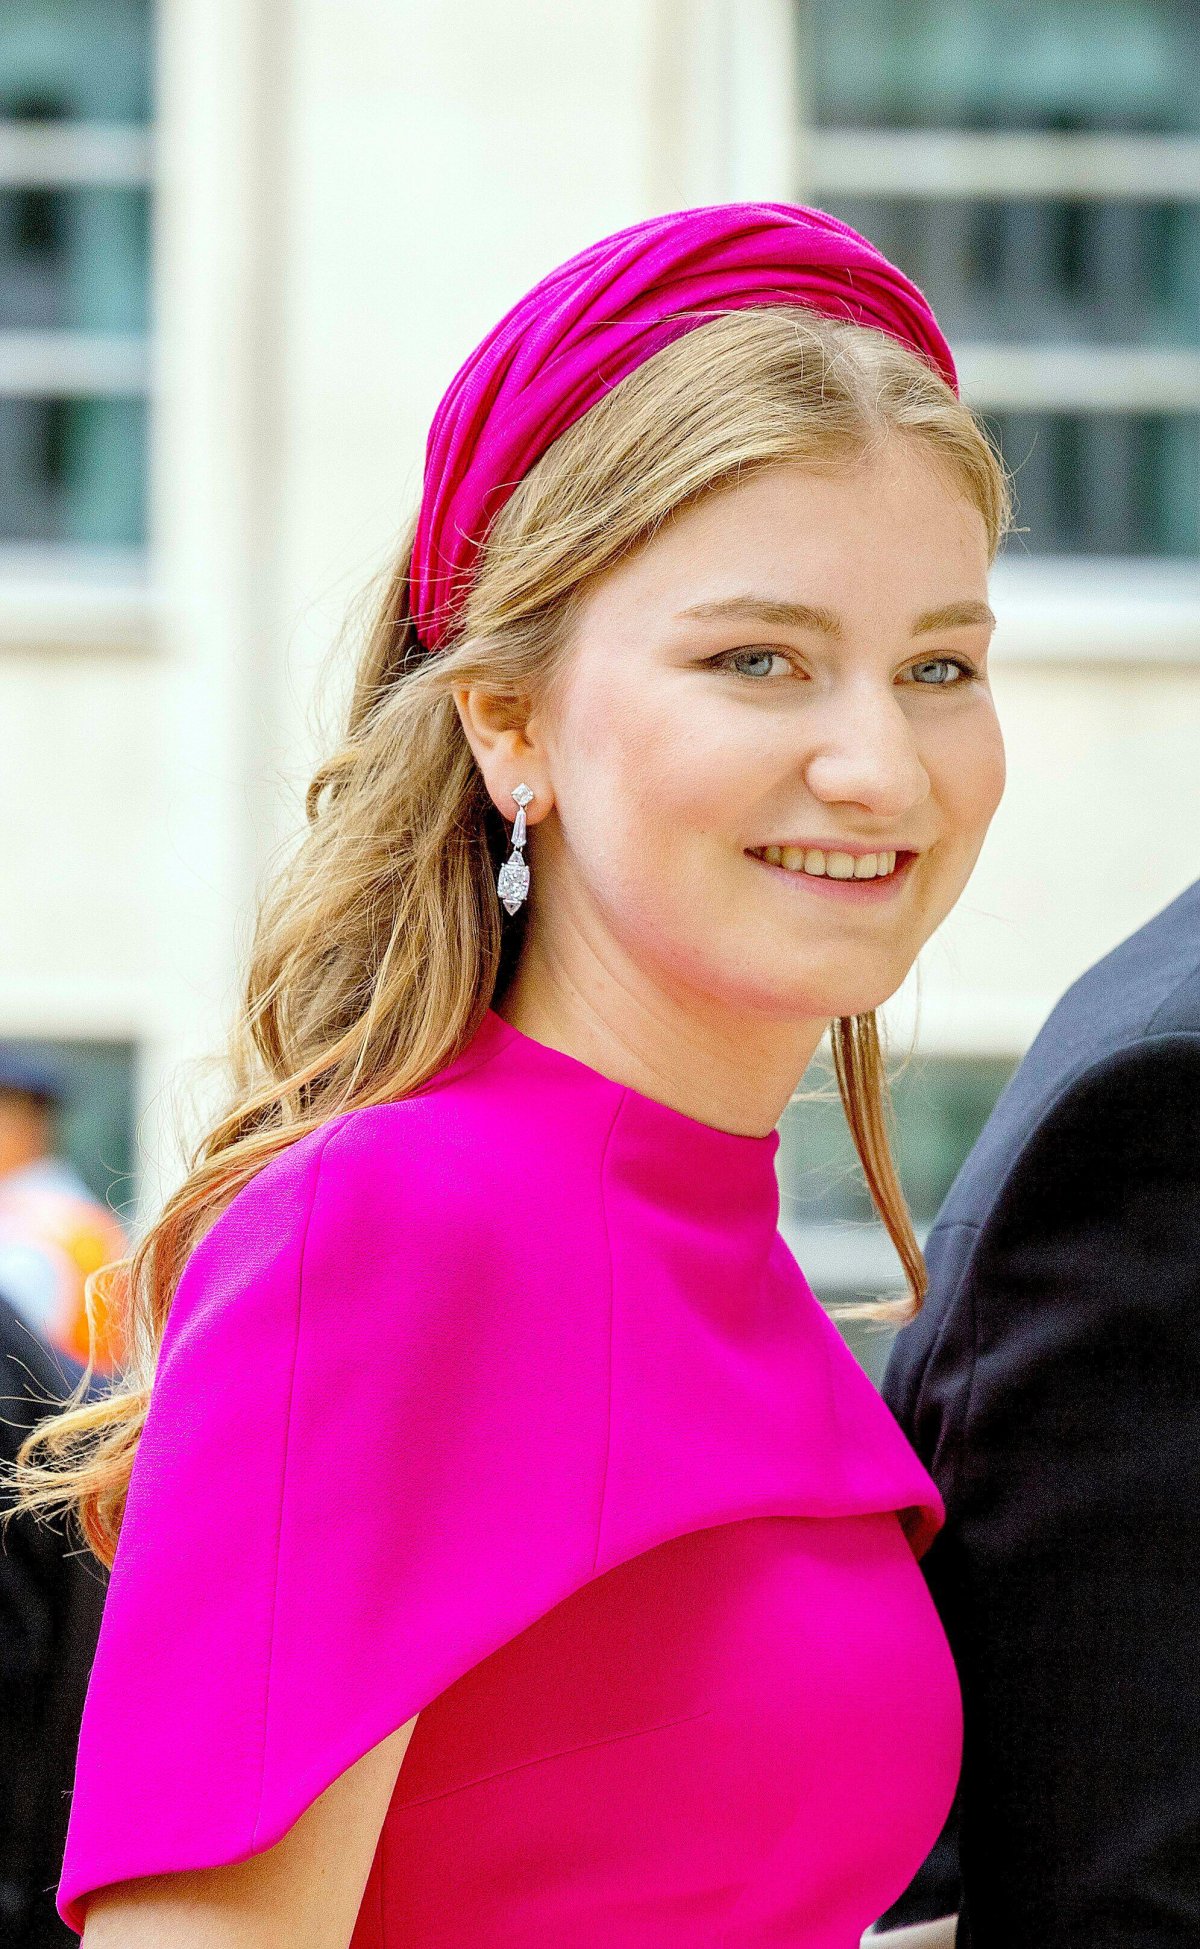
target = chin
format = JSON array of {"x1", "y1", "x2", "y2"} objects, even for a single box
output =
[
  {"x1": 790, "y1": 974, "x2": 906, "y2": 1021},
  {"x1": 709, "y1": 976, "x2": 893, "y2": 1026}
]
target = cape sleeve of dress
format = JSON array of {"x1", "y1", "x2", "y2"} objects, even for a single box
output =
[{"x1": 56, "y1": 1099, "x2": 614, "y2": 1936}]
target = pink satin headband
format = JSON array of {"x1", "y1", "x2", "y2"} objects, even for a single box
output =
[{"x1": 410, "y1": 200, "x2": 957, "y2": 651}]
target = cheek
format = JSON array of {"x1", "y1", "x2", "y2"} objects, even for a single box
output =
[
  {"x1": 547, "y1": 680, "x2": 765, "y2": 951},
  {"x1": 968, "y1": 709, "x2": 1007, "y2": 824},
  {"x1": 930, "y1": 703, "x2": 1007, "y2": 855},
  {"x1": 546, "y1": 685, "x2": 670, "y2": 898},
  {"x1": 560, "y1": 672, "x2": 753, "y2": 847}
]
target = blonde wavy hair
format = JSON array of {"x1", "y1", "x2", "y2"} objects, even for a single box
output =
[{"x1": 5, "y1": 306, "x2": 1013, "y2": 1570}]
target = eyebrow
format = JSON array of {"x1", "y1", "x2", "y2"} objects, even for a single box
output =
[{"x1": 677, "y1": 595, "x2": 997, "y2": 638}]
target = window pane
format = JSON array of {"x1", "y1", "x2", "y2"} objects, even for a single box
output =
[
  {"x1": 818, "y1": 194, "x2": 1200, "y2": 347},
  {"x1": 0, "y1": 3, "x2": 154, "y2": 549},
  {"x1": 0, "y1": 394, "x2": 148, "y2": 543},
  {"x1": 990, "y1": 410, "x2": 1200, "y2": 555},
  {"x1": 806, "y1": 0, "x2": 1200, "y2": 135},
  {"x1": 802, "y1": 2, "x2": 1200, "y2": 559},
  {"x1": 0, "y1": 0, "x2": 153, "y2": 124},
  {"x1": 780, "y1": 1053, "x2": 1018, "y2": 1235},
  {"x1": 0, "y1": 184, "x2": 150, "y2": 332}
]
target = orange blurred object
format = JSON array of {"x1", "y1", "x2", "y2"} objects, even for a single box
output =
[{"x1": 0, "y1": 1163, "x2": 130, "y2": 1374}]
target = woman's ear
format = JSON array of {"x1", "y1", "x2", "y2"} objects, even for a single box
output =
[{"x1": 451, "y1": 685, "x2": 553, "y2": 822}]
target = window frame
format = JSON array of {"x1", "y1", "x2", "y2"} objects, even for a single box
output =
[
  {"x1": 0, "y1": 109, "x2": 155, "y2": 643},
  {"x1": 702, "y1": 0, "x2": 1200, "y2": 666}
]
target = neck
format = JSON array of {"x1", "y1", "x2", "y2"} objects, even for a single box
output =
[{"x1": 497, "y1": 958, "x2": 829, "y2": 1141}]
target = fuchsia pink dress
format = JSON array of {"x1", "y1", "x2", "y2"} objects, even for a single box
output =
[{"x1": 57, "y1": 1006, "x2": 961, "y2": 1944}]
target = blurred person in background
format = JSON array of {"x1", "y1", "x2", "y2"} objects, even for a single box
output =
[
  {"x1": 2, "y1": 1301, "x2": 107, "y2": 1949},
  {"x1": 0, "y1": 1057, "x2": 117, "y2": 1944},
  {"x1": 882, "y1": 873, "x2": 1200, "y2": 1947},
  {"x1": 0, "y1": 1053, "x2": 128, "y2": 1379}
]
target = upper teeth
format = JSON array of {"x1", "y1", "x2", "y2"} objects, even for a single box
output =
[{"x1": 753, "y1": 846, "x2": 899, "y2": 879}]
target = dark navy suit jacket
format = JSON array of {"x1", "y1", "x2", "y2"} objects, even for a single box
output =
[
  {"x1": 881, "y1": 875, "x2": 1200, "y2": 1948},
  {"x1": 1, "y1": 1297, "x2": 107, "y2": 1946}
]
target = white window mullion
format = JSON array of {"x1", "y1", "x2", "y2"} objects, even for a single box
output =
[
  {"x1": 987, "y1": 557, "x2": 1200, "y2": 665},
  {"x1": 806, "y1": 129, "x2": 1200, "y2": 201},
  {"x1": 957, "y1": 344, "x2": 1200, "y2": 413},
  {"x1": 0, "y1": 122, "x2": 154, "y2": 189},
  {"x1": 0, "y1": 332, "x2": 150, "y2": 398},
  {"x1": 725, "y1": 0, "x2": 803, "y2": 202}
]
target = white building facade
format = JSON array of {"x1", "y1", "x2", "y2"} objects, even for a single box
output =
[{"x1": 2, "y1": 0, "x2": 1198, "y2": 1304}]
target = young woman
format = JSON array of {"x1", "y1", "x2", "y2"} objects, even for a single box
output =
[{"x1": 11, "y1": 202, "x2": 1011, "y2": 1947}]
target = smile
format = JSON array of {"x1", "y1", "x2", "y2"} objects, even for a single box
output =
[
  {"x1": 749, "y1": 846, "x2": 900, "y2": 880},
  {"x1": 745, "y1": 845, "x2": 919, "y2": 898}
]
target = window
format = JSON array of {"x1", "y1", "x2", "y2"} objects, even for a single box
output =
[
  {"x1": 779, "y1": 1051, "x2": 1018, "y2": 1381},
  {"x1": 0, "y1": 1, "x2": 153, "y2": 554},
  {"x1": 798, "y1": 0, "x2": 1200, "y2": 557}
]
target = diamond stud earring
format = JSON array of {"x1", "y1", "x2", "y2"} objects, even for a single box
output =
[{"x1": 496, "y1": 783, "x2": 534, "y2": 915}]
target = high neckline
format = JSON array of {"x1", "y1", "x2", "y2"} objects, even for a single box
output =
[{"x1": 480, "y1": 1005, "x2": 782, "y2": 1159}]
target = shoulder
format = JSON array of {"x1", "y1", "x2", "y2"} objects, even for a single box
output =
[
  {"x1": 192, "y1": 1097, "x2": 447, "y2": 1271},
  {"x1": 1040, "y1": 876, "x2": 1200, "y2": 1050},
  {"x1": 180, "y1": 1084, "x2": 500, "y2": 1282},
  {"x1": 916, "y1": 1032, "x2": 1200, "y2": 1378},
  {"x1": 162, "y1": 1063, "x2": 621, "y2": 1394},
  {"x1": 59, "y1": 1074, "x2": 619, "y2": 1932},
  {"x1": 195, "y1": 1028, "x2": 624, "y2": 1249},
  {"x1": 886, "y1": 1029, "x2": 1200, "y2": 1423},
  {"x1": 934, "y1": 1015, "x2": 1200, "y2": 1248},
  {"x1": 988, "y1": 1028, "x2": 1200, "y2": 1196}
]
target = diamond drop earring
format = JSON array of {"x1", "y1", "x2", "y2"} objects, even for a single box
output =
[{"x1": 496, "y1": 783, "x2": 534, "y2": 915}]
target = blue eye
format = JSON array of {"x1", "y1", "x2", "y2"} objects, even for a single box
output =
[
  {"x1": 708, "y1": 649, "x2": 979, "y2": 684},
  {"x1": 905, "y1": 657, "x2": 977, "y2": 686},
  {"x1": 715, "y1": 649, "x2": 787, "y2": 679}
]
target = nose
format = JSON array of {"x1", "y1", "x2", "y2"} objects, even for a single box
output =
[{"x1": 801, "y1": 680, "x2": 931, "y2": 820}]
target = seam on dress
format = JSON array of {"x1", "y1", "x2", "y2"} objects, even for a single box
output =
[
  {"x1": 590, "y1": 1089, "x2": 626, "y2": 1577},
  {"x1": 249, "y1": 1121, "x2": 341, "y2": 1849},
  {"x1": 391, "y1": 1704, "x2": 715, "y2": 1813}
]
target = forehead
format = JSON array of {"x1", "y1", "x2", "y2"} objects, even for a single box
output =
[{"x1": 579, "y1": 446, "x2": 989, "y2": 625}]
